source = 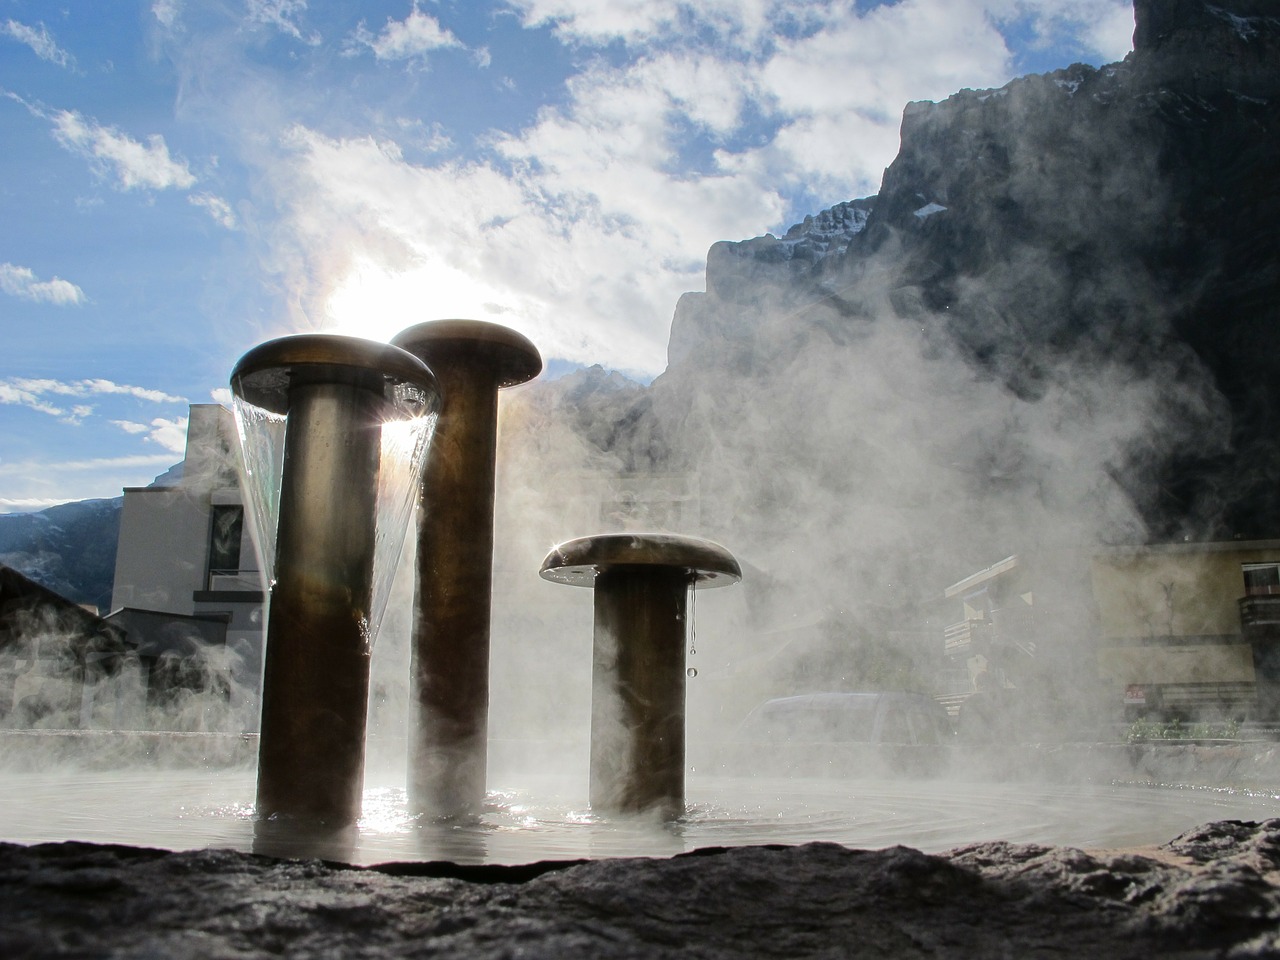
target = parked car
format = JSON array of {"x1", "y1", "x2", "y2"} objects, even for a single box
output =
[{"x1": 703, "y1": 692, "x2": 953, "y2": 778}]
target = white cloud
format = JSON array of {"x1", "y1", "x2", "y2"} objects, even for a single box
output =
[
  {"x1": 761, "y1": 2, "x2": 1010, "y2": 116},
  {"x1": 0, "y1": 394, "x2": 186, "y2": 506},
  {"x1": 645, "y1": 52, "x2": 754, "y2": 136},
  {"x1": 276, "y1": 114, "x2": 779, "y2": 373},
  {"x1": 506, "y1": 0, "x2": 762, "y2": 46},
  {"x1": 152, "y1": 1, "x2": 182, "y2": 28},
  {"x1": 189, "y1": 192, "x2": 238, "y2": 228},
  {"x1": 210, "y1": 387, "x2": 234, "y2": 405},
  {"x1": 144, "y1": 416, "x2": 190, "y2": 453},
  {"x1": 51, "y1": 109, "x2": 197, "y2": 191},
  {"x1": 980, "y1": 0, "x2": 1134, "y2": 60},
  {"x1": 0, "y1": 453, "x2": 180, "y2": 475},
  {"x1": 92, "y1": 415, "x2": 191, "y2": 453},
  {"x1": 506, "y1": 0, "x2": 1131, "y2": 61},
  {"x1": 0, "y1": 452, "x2": 183, "y2": 512},
  {"x1": 0, "y1": 262, "x2": 86, "y2": 306},
  {"x1": 77, "y1": 379, "x2": 188, "y2": 403},
  {"x1": 0, "y1": 378, "x2": 187, "y2": 417},
  {"x1": 395, "y1": 118, "x2": 454, "y2": 153},
  {"x1": 0, "y1": 383, "x2": 110, "y2": 423},
  {"x1": 727, "y1": 0, "x2": 1011, "y2": 196},
  {"x1": 245, "y1": 0, "x2": 318, "y2": 43},
  {"x1": 0, "y1": 497, "x2": 83, "y2": 514},
  {"x1": 210, "y1": 0, "x2": 1131, "y2": 377},
  {"x1": 348, "y1": 7, "x2": 461, "y2": 62},
  {"x1": 0, "y1": 382, "x2": 66, "y2": 417},
  {"x1": 2, "y1": 19, "x2": 73, "y2": 68},
  {"x1": 282, "y1": 1, "x2": 1023, "y2": 374},
  {"x1": 1080, "y1": 1, "x2": 1136, "y2": 61}
]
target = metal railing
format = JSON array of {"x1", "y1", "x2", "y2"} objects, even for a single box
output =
[
  {"x1": 1239, "y1": 594, "x2": 1280, "y2": 631},
  {"x1": 206, "y1": 568, "x2": 263, "y2": 592},
  {"x1": 943, "y1": 619, "x2": 988, "y2": 654}
]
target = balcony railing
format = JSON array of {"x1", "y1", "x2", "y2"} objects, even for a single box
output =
[
  {"x1": 944, "y1": 619, "x2": 988, "y2": 655},
  {"x1": 206, "y1": 568, "x2": 264, "y2": 593},
  {"x1": 1240, "y1": 595, "x2": 1280, "y2": 637}
]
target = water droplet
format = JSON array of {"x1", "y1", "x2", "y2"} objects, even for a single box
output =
[{"x1": 686, "y1": 667, "x2": 698, "y2": 678}]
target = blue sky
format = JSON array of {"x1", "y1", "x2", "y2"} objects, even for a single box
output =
[{"x1": 0, "y1": 0, "x2": 1134, "y2": 511}]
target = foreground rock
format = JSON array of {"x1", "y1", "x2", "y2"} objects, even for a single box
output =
[{"x1": 2, "y1": 820, "x2": 1278, "y2": 958}]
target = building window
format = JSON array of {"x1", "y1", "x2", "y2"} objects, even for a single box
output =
[
  {"x1": 1242, "y1": 563, "x2": 1280, "y2": 596},
  {"x1": 208, "y1": 505, "x2": 244, "y2": 576}
]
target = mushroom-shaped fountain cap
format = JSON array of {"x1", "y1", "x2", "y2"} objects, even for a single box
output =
[
  {"x1": 231, "y1": 333, "x2": 439, "y2": 415},
  {"x1": 392, "y1": 320, "x2": 542, "y2": 388},
  {"x1": 539, "y1": 533, "x2": 742, "y2": 588}
]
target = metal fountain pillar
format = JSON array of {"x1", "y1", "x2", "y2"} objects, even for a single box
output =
[
  {"x1": 391, "y1": 320, "x2": 541, "y2": 818},
  {"x1": 539, "y1": 533, "x2": 741, "y2": 818},
  {"x1": 231, "y1": 334, "x2": 439, "y2": 826}
]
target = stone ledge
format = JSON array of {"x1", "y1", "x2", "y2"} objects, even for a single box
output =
[{"x1": 2, "y1": 820, "x2": 1278, "y2": 959}]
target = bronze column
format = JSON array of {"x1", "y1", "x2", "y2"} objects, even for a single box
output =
[
  {"x1": 590, "y1": 565, "x2": 692, "y2": 816},
  {"x1": 540, "y1": 533, "x2": 741, "y2": 818},
  {"x1": 231, "y1": 335, "x2": 438, "y2": 826},
  {"x1": 391, "y1": 320, "x2": 540, "y2": 818}
]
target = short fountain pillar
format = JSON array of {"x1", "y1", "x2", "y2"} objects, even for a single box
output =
[
  {"x1": 231, "y1": 335, "x2": 439, "y2": 826},
  {"x1": 391, "y1": 320, "x2": 541, "y2": 818},
  {"x1": 539, "y1": 534, "x2": 741, "y2": 818}
]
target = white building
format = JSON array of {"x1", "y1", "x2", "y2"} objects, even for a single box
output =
[{"x1": 109, "y1": 404, "x2": 264, "y2": 728}]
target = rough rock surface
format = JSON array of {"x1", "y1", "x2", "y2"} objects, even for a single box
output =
[{"x1": 3, "y1": 820, "x2": 1279, "y2": 958}]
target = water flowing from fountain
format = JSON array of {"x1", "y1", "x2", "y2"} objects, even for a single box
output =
[{"x1": 232, "y1": 382, "x2": 436, "y2": 648}]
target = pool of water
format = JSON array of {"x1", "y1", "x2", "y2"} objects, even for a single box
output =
[{"x1": 2, "y1": 769, "x2": 1277, "y2": 865}]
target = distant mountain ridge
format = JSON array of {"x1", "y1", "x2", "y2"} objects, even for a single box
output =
[
  {"x1": 709, "y1": 197, "x2": 875, "y2": 283},
  {"x1": 0, "y1": 498, "x2": 122, "y2": 612}
]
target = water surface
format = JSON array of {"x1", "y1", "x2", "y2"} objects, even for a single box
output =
[{"x1": 2, "y1": 769, "x2": 1276, "y2": 865}]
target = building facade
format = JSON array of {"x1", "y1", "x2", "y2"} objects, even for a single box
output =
[
  {"x1": 940, "y1": 540, "x2": 1280, "y2": 733},
  {"x1": 1092, "y1": 540, "x2": 1280, "y2": 722},
  {"x1": 110, "y1": 404, "x2": 264, "y2": 729}
]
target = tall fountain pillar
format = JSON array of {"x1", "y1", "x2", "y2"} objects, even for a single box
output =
[
  {"x1": 391, "y1": 320, "x2": 541, "y2": 818},
  {"x1": 231, "y1": 335, "x2": 439, "y2": 826},
  {"x1": 539, "y1": 534, "x2": 741, "y2": 818}
]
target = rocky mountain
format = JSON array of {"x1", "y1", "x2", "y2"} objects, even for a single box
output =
[
  {"x1": 495, "y1": 0, "x2": 1280, "y2": 665},
  {"x1": 660, "y1": 0, "x2": 1280, "y2": 543},
  {"x1": 0, "y1": 498, "x2": 122, "y2": 612}
]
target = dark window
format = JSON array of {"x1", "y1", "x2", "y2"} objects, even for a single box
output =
[
  {"x1": 1243, "y1": 563, "x2": 1280, "y2": 596},
  {"x1": 208, "y1": 505, "x2": 244, "y2": 575}
]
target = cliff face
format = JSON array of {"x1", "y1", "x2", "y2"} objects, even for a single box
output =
[
  {"x1": 658, "y1": 0, "x2": 1280, "y2": 548},
  {"x1": 867, "y1": 0, "x2": 1280, "y2": 536}
]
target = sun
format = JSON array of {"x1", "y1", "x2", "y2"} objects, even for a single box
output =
[{"x1": 323, "y1": 256, "x2": 518, "y2": 343}]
